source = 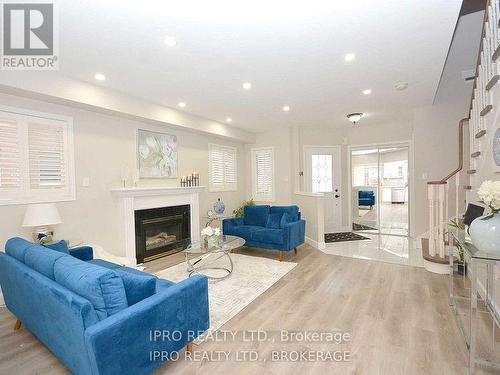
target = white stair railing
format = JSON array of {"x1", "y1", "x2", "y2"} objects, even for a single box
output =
[{"x1": 426, "y1": 0, "x2": 500, "y2": 262}]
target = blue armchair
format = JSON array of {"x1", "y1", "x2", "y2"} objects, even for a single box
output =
[
  {"x1": 358, "y1": 190, "x2": 375, "y2": 208},
  {"x1": 0, "y1": 238, "x2": 209, "y2": 375},
  {"x1": 223, "y1": 205, "x2": 305, "y2": 261}
]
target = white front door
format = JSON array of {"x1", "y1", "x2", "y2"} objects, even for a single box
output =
[{"x1": 304, "y1": 146, "x2": 342, "y2": 232}]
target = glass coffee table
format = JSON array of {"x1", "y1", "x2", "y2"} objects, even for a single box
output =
[{"x1": 183, "y1": 235, "x2": 245, "y2": 280}]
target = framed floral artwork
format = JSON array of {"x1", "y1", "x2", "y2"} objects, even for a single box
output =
[{"x1": 137, "y1": 129, "x2": 178, "y2": 178}]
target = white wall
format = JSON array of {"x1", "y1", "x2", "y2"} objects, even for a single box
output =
[{"x1": 0, "y1": 93, "x2": 247, "y2": 254}]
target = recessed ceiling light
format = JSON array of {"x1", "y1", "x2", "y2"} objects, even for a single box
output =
[
  {"x1": 225, "y1": 117, "x2": 232, "y2": 123},
  {"x1": 395, "y1": 82, "x2": 409, "y2": 91},
  {"x1": 94, "y1": 73, "x2": 106, "y2": 81},
  {"x1": 164, "y1": 36, "x2": 177, "y2": 47},
  {"x1": 344, "y1": 53, "x2": 356, "y2": 62},
  {"x1": 282, "y1": 105, "x2": 290, "y2": 112},
  {"x1": 362, "y1": 89, "x2": 372, "y2": 95},
  {"x1": 178, "y1": 102, "x2": 186, "y2": 108},
  {"x1": 242, "y1": 82, "x2": 252, "y2": 90}
]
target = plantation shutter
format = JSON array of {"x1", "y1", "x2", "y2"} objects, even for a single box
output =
[
  {"x1": 252, "y1": 148, "x2": 274, "y2": 201},
  {"x1": 28, "y1": 120, "x2": 66, "y2": 189},
  {"x1": 209, "y1": 144, "x2": 237, "y2": 191},
  {"x1": 0, "y1": 118, "x2": 21, "y2": 189}
]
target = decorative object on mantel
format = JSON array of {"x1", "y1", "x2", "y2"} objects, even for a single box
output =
[
  {"x1": 493, "y1": 128, "x2": 500, "y2": 172},
  {"x1": 120, "y1": 166, "x2": 130, "y2": 188},
  {"x1": 22, "y1": 203, "x2": 62, "y2": 243},
  {"x1": 180, "y1": 172, "x2": 199, "y2": 187},
  {"x1": 470, "y1": 181, "x2": 500, "y2": 254},
  {"x1": 201, "y1": 226, "x2": 221, "y2": 250},
  {"x1": 214, "y1": 198, "x2": 225, "y2": 215},
  {"x1": 137, "y1": 129, "x2": 178, "y2": 178}
]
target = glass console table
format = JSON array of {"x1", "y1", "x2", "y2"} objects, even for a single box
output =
[{"x1": 448, "y1": 229, "x2": 500, "y2": 374}]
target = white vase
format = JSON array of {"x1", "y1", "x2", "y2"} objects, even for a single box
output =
[{"x1": 470, "y1": 213, "x2": 500, "y2": 254}]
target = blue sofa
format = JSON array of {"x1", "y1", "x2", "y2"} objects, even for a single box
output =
[
  {"x1": 358, "y1": 190, "x2": 375, "y2": 208},
  {"x1": 223, "y1": 205, "x2": 305, "y2": 260},
  {"x1": 0, "y1": 237, "x2": 209, "y2": 375}
]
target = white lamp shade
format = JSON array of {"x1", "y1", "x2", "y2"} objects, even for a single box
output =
[{"x1": 22, "y1": 203, "x2": 62, "y2": 227}]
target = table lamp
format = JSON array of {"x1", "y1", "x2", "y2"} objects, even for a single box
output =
[{"x1": 22, "y1": 203, "x2": 62, "y2": 244}]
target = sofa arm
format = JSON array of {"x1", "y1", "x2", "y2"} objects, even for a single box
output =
[
  {"x1": 283, "y1": 220, "x2": 306, "y2": 250},
  {"x1": 222, "y1": 217, "x2": 244, "y2": 234},
  {"x1": 69, "y1": 246, "x2": 93, "y2": 261},
  {"x1": 84, "y1": 275, "x2": 209, "y2": 375}
]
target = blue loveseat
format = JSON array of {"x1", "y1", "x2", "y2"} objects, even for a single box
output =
[
  {"x1": 223, "y1": 205, "x2": 305, "y2": 260},
  {"x1": 0, "y1": 237, "x2": 209, "y2": 375},
  {"x1": 358, "y1": 190, "x2": 375, "y2": 208}
]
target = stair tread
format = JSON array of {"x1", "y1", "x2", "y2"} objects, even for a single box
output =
[
  {"x1": 494, "y1": 44, "x2": 500, "y2": 62},
  {"x1": 475, "y1": 129, "x2": 486, "y2": 138},
  {"x1": 480, "y1": 104, "x2": 493, "y2": 117},
  {"x1": 486, "y1": 75, "x2": 500, "y2": 91}
]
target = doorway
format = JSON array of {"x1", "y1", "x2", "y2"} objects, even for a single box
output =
[
  {"x1": 349, "y1": 145, "x2": 410, "y2": 237},
  {"x1": 304, "y1": 146, "x2": 342, "y2": 232}
]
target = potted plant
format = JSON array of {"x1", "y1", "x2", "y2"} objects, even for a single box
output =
[
  {"x1": 232, "y1": 199, "x2": 255, "y2": 218},
  {"x1": 448, "y1": 218, "x2": 466, "y2": 275}
]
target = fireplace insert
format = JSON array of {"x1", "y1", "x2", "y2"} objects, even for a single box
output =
[{"x1": 134, "y1": 205, "x2": 190, "y2": 263}]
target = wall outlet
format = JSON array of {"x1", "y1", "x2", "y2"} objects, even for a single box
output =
[{"x1": 82, "y1": 177, "x2": 90, "y2": 187}]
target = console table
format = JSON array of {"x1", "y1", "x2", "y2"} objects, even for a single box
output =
[{"x1": 448, "y1": 229, "x2": 500, "y2": 374}]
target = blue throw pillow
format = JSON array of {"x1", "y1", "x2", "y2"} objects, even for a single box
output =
[
  {"x1": 43, "y1": 240, "x2": 69, "y2": 254},
  {"x1": 244, "y1": 205, "x2": 270, "y2": 227},
  {"x1": 280, "y1": 212, "x2": 293, "y2": 228},
  {"x1": 266, "y1": 213, "x2": 282, "y2": 229}
]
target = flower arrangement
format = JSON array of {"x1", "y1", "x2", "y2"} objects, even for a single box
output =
[
  {"x1": 477, "y1": 180, "x2": 500, "y2": 214},
  {"x1": 201, "y1": 226, "x2": 221, "y2": 250}
]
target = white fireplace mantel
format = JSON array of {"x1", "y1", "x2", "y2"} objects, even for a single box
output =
[{"x1": 110, "y1": 186, "x2": 205, "y2": 265}]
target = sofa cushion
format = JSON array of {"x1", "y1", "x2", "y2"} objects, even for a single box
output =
[
  {"x1": 25, "y1": 246, "x2": 67, "y2": 280},
  {"x1": 5, "y1": 237, "x2": 38, "y2": 263},
  {"x1": 54, "y1": 256, "x2": 128, "y2": 320},
  {"x1": 228, "y1": 225, "x2": 264, "y2": 240},
  {"x1": 280, "y1": 212, "x2": 294, "y2": 228},
  {"x1": 43, "y1": 240, "x2": 69, "y2": 254},
  {"x1": 89, "y1": 259, "x2": 157, "y2": 305},
  {"x1": 266, "y1": 213, "x2": 282, "y2": 229},
  {"x1": 270, "y1": 206, "x2": 299, "y2": 222},
  {"x1": 359, "y1": 190, "x2": 374, "y2": 198},
  {"x1": 244, "y1": 205, "x2": 270, "y2": 227},
  {"x1": 156, "y1": 278, "x2": 175, "y2": 292},
  {"x1": 252, "y1": 228, "x2": 285, "y2": 245}
]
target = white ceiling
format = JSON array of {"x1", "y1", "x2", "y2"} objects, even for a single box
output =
[{"x1": 28, "y1": 0, "x2": 464, "y2": 132}]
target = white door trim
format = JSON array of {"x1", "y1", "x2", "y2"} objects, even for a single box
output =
[{"x1": 347, "y1": 140, "x2": 414, "y2": 237}]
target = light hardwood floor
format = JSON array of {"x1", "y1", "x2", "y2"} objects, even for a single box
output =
[{"x1": 0, "y1": 245, "x2": 496, "y2": 374}]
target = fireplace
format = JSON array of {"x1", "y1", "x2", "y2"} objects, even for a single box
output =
[{"x1": 134, "y1": 205, "x2": 190, "y2": 263}]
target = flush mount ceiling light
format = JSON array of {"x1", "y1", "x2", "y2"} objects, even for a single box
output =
[
  {"x1": 344, "y1": 53, "x2": 356, "y2": 62},
  {"x1": 164, "y1": 36, "x2": 177, "y2": 47},
  {"x1": 346, "y1": 112, "x2": 363, "y2": 125},
  {"x1": 94, "y1": 73, "x2": 106, "y2": 81},
  {"x1": 242, "y1": 82, "x2": 252, "y2": 90},
  {"x1": 362, "y1": 89, "x2": 372, "y2": 95},
  {"x1": 282, "y1": 105, "x2": 290, "y2": 112},
  {"x1": 225, "y1": 117, "x2": 232, "y2": 123},
  {"x1": 395, "y1": 82, "x2": 409, "y2": 91},
  {"x1": 178, "y1": 102, "x2": 186, "y2": 108}
]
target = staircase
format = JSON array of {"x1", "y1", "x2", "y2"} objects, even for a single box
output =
[{"x1": 423, "y1": 0, "x2": 500, "y2": 274}]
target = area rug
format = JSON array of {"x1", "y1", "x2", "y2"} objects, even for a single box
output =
[
  {"x1": 325, "y1": 232, "x2": 370, "y2": 243},
  {"x1": 352, "y1": 223, "x2": 377, "y2": 231},
  {"x1": 155, "y1": 254, "x2": 297, "y2": 342}
]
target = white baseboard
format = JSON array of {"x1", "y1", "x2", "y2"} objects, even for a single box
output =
[
  {"x1": 305, "y1": 236, "x2": 326, "y2": 250},
  {"x1": 423, "y1": 259, "x2": 449, "y2": 274},
  {"x1": 477, "y1": 278, "x2": 500, "y2": 322}
]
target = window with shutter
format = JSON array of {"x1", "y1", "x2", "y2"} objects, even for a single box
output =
[
  {"x1": 0, "y1": 118, "x2": 21, "y2": 190},
  {"x1": 251, "y1": 147, "x2": 274, "y2": 202},
  {"x1": 208, "y1": 144, "x2": 237, "y2": 192},
  {"x1": 0, "y1": 106, "x2": 75, "y2": 205}
]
